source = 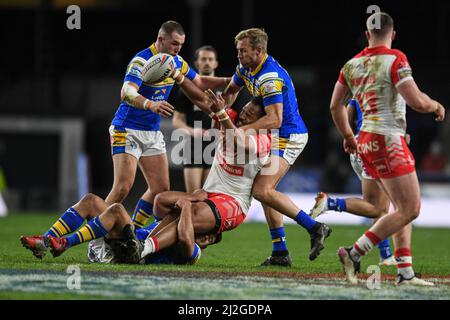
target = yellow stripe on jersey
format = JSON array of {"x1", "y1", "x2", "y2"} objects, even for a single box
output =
[
  {"x1": 149, "y1": 43, "x2": 158, "y2": 55},
  {"x1": 260, "y1": 80, "x2": 284, "y2": 97},
  {"x1": 251, "y1": 54, "x2": 268, "y2": 76},
  {"x1": 181, "y1": 60, "x2": 189, "y2": 75}
]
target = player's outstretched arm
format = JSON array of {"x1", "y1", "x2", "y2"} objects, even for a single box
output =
[
  {"x1": 221, "y1": 80, "x2": 242, "y2": 108},
  {"x1": 153, "y1": 191, "x2": 209, "y2": 220},
  {"x1": 239, "y1": 103, "x2": 283, "y2": 132},
  {"x1": 330, "y1": 81, "x2": 357, "y2": 154},
  {"x1": 120, "y1": 81, "x2": 174, "y2": 117},
  {"x1": 193, "y1": 75, "x2": 231, "y2": 91},
  {"x1": 172, "y1": 73, "x2": 213, "y2": 114},
  {"x1": 397, "y1": 80, "x2": 445, "y2": 122}
]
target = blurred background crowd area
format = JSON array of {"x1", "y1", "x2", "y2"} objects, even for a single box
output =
[{"x1": 0, "y1": 0, "x2": 449, "y2": 211}]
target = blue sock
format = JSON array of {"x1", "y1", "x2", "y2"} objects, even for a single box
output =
[
  {"x1": 44, "y1": 207, "x2": 85, "y2": 237},
  {"x1": 327, "y1": 197, "x2": 347, "y2": 212},
  {"x1": 132, "y1": 198, "x2": 153, "y2": 229},
  {"x1": 377, "y1": 238, "x2": 393, "y2": 260},
  {"x1": 66, "y1": 216, "x2": 108, "y2": 248},
  {"x1": 294, "y1": 210, "x2": 318, "y2": 231},
  {"x1": 270, "y1": 227, "x2": 288, "y2": 254}
]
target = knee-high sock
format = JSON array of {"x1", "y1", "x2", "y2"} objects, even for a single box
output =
[
  {"x1": 270, "y1": 227, "x2": 288, "y2": 255},
  {"x1": 350, "y1": 230, "x2": 382, "y2": 262},
  {"x1": 45, "y1": 207, "x2": 84, "y2": 237},
  {"x1": 294, "y1": 210, "x2": 317, "y2": 231},
  {"x1": 141, "y1": 236, "x2": 159, "y2": 258},
  {"x1": 132, "y1": 198, "x2": 153, "y2": 229},
  {"x1": 66, "y1": 216, "x2": 108, "y2": 248},
  {"x1": 395, "y1": 247, "x2": 414, "y2": 279},
  {"x1": 377, "y1": 238, "x2": 393, "y2": 260}
]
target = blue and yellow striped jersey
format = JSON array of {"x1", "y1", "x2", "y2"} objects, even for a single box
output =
[
  {"x1": 112, "y1": 43, "x2": 197, "y2": 131},
  {"x1": 232, "y1": 54, "x2": 307, "y2": 137}
]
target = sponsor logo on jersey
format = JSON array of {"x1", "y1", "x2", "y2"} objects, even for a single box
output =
[
  {"x1": 262, "y1": 81, "x2": 276, "y2": 94},
  {"x1": 219, "y1": 161, "x2": 244, "y2": 176}
]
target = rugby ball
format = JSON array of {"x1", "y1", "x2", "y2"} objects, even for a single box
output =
[{"x1": 141, "y1": 53, "x2": 175, "y2": 84}]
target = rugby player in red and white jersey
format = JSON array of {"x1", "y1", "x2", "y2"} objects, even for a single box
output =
[
  {"x1": 330, "y1": 12, "x2": 445, "y2": 286},
  {"x1": 139, "y1": 92, "x2": 273, "y2": 258}
]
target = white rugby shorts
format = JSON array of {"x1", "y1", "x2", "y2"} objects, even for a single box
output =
[
  {"x1": 109, "y1": 125, "x2": 166, "y2": 159},
  {"x1": 271, "y1": 133, "x2": 308, "y2": 165}
]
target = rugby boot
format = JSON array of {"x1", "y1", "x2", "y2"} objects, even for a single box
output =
[
  {"x1": 309, "y1": 192, "x2": 329, "y2": 219},
  {"x1": 379, "y1": 255, "x2": 397, "y2": 266},
  {"x1": 337, "y1": 247, "x2": 360, "y2": 285},
  {"x1": 47, "y1": 236, "x2": 68, "y2": 257},
  {"x1": 122, "y1": 224, "x2": 144, "y2": 264},
  {"x1": 396, "y1": 273, "x2": 434, "y2": 286},
  {"x1": 20, "y1": 235, "x2": 49, "y2": 259},
  {"x1": 260, "y1": 254, "x2": 292, "y2": 267},
  {"x1": 309, "y1": 222, "x2": 332, "y2": 260}
]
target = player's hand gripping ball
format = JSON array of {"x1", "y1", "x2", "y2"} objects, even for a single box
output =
[{"x1": 141, "y1": 53, "x2": 176, "y2": 84}]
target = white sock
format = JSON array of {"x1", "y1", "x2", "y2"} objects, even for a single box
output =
[
  {"x1": 396, "y1": 256, "x2": 415, "y2": 279},
  {"x1": 141, "y1": 237, "x2": 157, "y2": 258},
  {"x1": 350, "y1": 232, "x2": 379, "y2": 262}
]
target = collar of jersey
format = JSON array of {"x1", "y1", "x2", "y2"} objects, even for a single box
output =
[
  {"x1": 250, "y1": 53, "x2": 268, "y2": 76},
  {"x1": 150, "y1": 43, "x2": 158, "y2": 55},
  {"x1": 364, "y1": 45, "x2": 391, "y2": 55}
]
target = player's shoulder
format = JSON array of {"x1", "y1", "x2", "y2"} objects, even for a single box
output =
[
  {"x1": 257, "y1": 56, "x2": 281, "y2": 82},
  {"x1": 133, "y1": 47, "x2": 152, "y2": 60},
  {"x1": 173, "y1": 54, "x2": 186, "y2": 65},
  {"x1": 389, "y1": 48, "x2": 409, "y2": 60}
]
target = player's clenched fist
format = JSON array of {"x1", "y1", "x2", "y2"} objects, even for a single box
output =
[
  {"x1": 434, "y1": 102, "x2": 445, "y2": 122},
  {"x1": 343, "y1": 135, "x2": 357, "y2": 154}
]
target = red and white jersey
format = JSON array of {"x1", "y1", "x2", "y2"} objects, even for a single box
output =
[
  {"x1": 338, "y1": 46, "x2": 414, "y2": 136},
  {"x1": 203, "y1": 133, "x2": 271, "y2": 214}
]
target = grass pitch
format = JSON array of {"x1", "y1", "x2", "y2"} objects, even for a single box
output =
[{"x1": 1, "y1": 213, "x2": 449, "y2": 300}]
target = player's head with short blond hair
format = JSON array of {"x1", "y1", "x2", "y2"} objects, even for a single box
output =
[
  {"x1": 366, "y1": 12, "x2": 394, "y2": 39},
  {"x1": 235, "y1": 28, "x2": 268, "y2": 53}
]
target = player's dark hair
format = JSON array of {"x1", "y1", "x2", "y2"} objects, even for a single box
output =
[
  {"x1": 160, "y1": 20, "x2": 185, "y2": 36},
  {"x1": 251, "y1": 96, "x2": 265, "y2": 115},
  {"x1": 214, "y1": 233, "x2": 222, "y2": 245},
  {"x1": 194, "y1": 45, "x2": 218, "y2": 61},
  {"x1": 367, "y1": 12, "x2": 394, "y2": 38}
]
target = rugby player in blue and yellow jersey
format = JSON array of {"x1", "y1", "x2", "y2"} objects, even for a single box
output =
[
  {"x1": 221, "y1": 28, "x2": 331, "y2": 265},
  {"x1": 20, "y1": 192, "x2": 220, "y2": 265},
  {"x1": 104, "y1": 21, "x2": 230, "y2": 230}
]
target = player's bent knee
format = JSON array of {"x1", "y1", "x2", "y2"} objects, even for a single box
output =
[
  {"x1": 112, "y1": 185, "x2": 132, "y2": 201},
  {"x1": 148, "y1": 186, "x2": 169, "y2": 199},
  {"x1": 81, "y1": 193, "x2": 102, "y2": 205},
  {"x1": 107, "y1": 203, "x2": 126, "y2": 216},
  {"x1": 252, "y1": 187, "x2": 273, "y2": 202}
]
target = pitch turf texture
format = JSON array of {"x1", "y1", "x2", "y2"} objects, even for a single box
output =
[{"x1": 1, "y1": 213, "x2": 449, "y2": 300}]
